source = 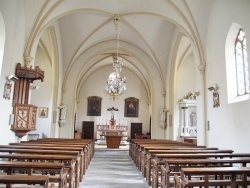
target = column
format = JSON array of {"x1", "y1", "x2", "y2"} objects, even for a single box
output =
[{"x1": 183, "y1": 106, "x2": 189, "y2": 136}]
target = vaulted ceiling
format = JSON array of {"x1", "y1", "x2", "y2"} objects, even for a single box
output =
[{"x1": 31, "y1": 0, "x2": 213, "y2": 94}]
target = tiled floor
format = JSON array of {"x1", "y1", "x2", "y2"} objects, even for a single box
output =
[{"x1": 80, "y1": 145, "x2": 149, "y2": 188}]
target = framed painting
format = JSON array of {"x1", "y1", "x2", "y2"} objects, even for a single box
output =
[
  {"x1": 38, "y1": 107, "x2": 48, "y2": 118},
  {"x1": 3, "y1": 81, "x2": 12, "y2": 100},
  {"x1": 87, "y1": 96, "x2": 102, "y2": 116},
  {"x1": 124, "y1": 97, "x2": 139, "y2": 117}
]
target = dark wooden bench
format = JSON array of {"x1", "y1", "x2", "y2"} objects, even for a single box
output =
[
  {"x1": 0, "y1": 148, "x2": 79, "y2": 188},
  {"x1": 129, "y1": 139, "x2": 221, "y2": 185},
  {"x1": 26, "y1": 138, "x2": 94, "y2": 159},
  {"x1": 147, "y1": 153, "x2": 250, "y2": 187},
  {"x1": 176, "y1": 167, "x2": 250, "y2": 188},
  {"x1": 11, "y1": 142, "x2": 88, "y2": 176},
  {"x1": 0, "y1": 161, "x2": 67, "y2": 188},
  {"x1": 157, "y1": 158, "x2": 250, "y2": 188},
  {"x1": 5, "y1": 143, "x2": 83, "y2": 185},
  {"x1": 19, "y1": 138, "x2": 94, "y2": 175},
  {"x1": 146, "y1": 149, "x2": 234, "y2": 186},
  {"x1": 0, "y1": 153, "x2": 77, "y2": 188},
  {"x1": 134, "y1": 143, "x2": 203, "y2": 169},
  {"x1": 139, "y1": 146, "x2": 218, "y2": 178},
  {"x1": 130, "y1": 139, "x2": 198, "y2": 163},
  {"x1": 0, "y1": 174, "x2": 49, "y2": 188}
]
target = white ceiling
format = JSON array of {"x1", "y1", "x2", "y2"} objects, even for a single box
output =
[{"x1": 33, "y1": 0, "x2": 214, "y2": 92}]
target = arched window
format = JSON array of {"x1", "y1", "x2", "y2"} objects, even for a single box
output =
[{"x1": 235, "y1": 29, "x2": 249, "y2": 96}]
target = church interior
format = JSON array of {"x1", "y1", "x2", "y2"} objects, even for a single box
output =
[{"x1": 0, "y1": 0, "x2": 250, "y2": 187}]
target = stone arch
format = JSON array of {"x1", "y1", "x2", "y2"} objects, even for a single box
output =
[
  {"x1": 225, "y1": 23, "x2": 249, "y2": 103},
  {"x1": 168, "y1": 33, "x2": 205, "y2": 143}
]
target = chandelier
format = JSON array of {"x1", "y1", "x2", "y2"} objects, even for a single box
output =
[{"x1": 105, "y1": 14, "x2": 126, "y2": 101}]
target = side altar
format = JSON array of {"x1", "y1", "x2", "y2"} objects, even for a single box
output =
[{"x1": 96, "y1": 107, "x2": 128, "y2": 148}]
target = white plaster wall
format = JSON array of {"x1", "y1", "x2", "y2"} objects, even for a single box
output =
[
  {"x1": 175, "y1": 54, "x2": 196, "y2": 141},
  {"x1": 206, "y1": 0, "x2": 250, "y2": 152},
  {"x1": 60, "y1": 39, "x2": 161, "y2": 138},
  {"x1": 0, "y1": 1, "x2": 25, "y2": 144},
  {"x1": 150, "y1": 75, "x2": 166, "y2": 139},
  {"x1": 0, "y1": 12, "x2": 4, "y2": 78},
  {"x1": 29, "y1": 46, "x2": 53, "y2": 138},
  {"x1": 75, "y1": 66, "x2": 150, "y2": 139}
]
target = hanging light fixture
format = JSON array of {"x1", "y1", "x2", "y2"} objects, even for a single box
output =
[{"x1": 105, "y1": 14, "x2": 126, "y2": 101}]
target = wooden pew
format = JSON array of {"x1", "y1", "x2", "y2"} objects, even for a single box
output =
[
  {"x1": 152, "y1": 153, "x2": 250, "y2": 185},
  {"x1": 133, "y1": 143, "x2": 202, "y2": 168},
  {"x1": 0, "y1": 148, "x2": 80, "y2": 188},
  {"x1": 21, "y1": 138, "x2": 94, "y2": 160},
  {"x1": 130, "y1": 138, "x2": 214, "y2": 172},
  {"x1": 157, "y1": 158, "x2": 250, "y2": 188},
  {"x1": 20, "y1": 138, "x2": 95, "y2": 173},
  {"x1": 6, "y1": 143, "x2": 84, "y2": 183},
  {"x1": 139, "y1": 146, "x2": 219, "y2": 177},
  {"x1": 148, "y1": 152, "x2": 250, "y2": 187},
  {"x1": 154, "y1": 153, "x2": 250, "y2": 159},
  {"x1": 146, "y1": 149, "x2": 234, "y2": 186},
  {"x1": 130, "y1": 139, "x2": 216, "y2": 183},
  {"x1": 27, "y1": 138, "x2": 94, "y2": 159},
  {"x1": 130, "y1": 139, "x2": 250, "y2": 188},
  {"x1": 0, "y1": 174, "x2": 49, "y2": 188},
  {"x1": 176, "y1": 167, "x2": 250, "y2": 188},
  {"x1": 13, "y1": 138, "x2": 95, "y2": 185},
  {"x1": 21, "y1": 138, "x2": 94, "y2": 158},
  {"x1": 0, "y1": 161, "x2": 67, "y2": 188},
  {"x1": 11, "y1": 142, "x2": 88, "y2": 175},
  {"x1": 0, "y1": 153, "x2": 77, "y2": 188},
  {"x1": 130, "y1": 139, "x2": 198, "y2": 163}
]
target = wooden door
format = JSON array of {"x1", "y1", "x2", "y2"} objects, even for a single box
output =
[
  {"x1": 82, "y1": 121, "x2": 94, "y2": 139},
  {"x1": 130, "y1": 123, "x2": 142, "y2": 139}
]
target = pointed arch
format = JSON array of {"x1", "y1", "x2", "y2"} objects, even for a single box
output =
[{"x1": 225, "y1": 23, "x2": 249, "y2": 103}]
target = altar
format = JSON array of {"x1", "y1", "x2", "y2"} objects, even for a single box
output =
[
  {"x1": 98, "y1": 124, "x2": 127, "y2": 148},
  {"x1": 103, "y1": 130, "x2": 123, "y2": 148},
  {"x1": 96, "y1": 107, "x2": 128, "y2": 148}
]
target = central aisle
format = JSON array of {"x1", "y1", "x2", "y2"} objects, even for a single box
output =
[{"x1": 80, "y1": 146, "x2": 149, "y2": 188}]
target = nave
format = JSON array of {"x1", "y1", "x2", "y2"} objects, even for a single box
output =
[
  {"x1": 1, "y1": 138, "x2": 250, "y2": 187},
  {"x1": 80, "y1": 146, "x2": 149, "y2": 188}
]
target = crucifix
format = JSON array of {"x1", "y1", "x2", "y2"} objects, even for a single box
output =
[{"x1": 107, "y1": 107, "x2": 118, "y2": 120}]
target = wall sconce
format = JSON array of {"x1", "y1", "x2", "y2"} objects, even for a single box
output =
[
  {"x1": 208, "y1": 84, "x2": 219, "y2": 91},
  {"x1": 7, "y1": 75, "x2": 18, "y2": 82}
]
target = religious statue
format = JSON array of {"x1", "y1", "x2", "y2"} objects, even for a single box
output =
[
  {"x1": 107, "y1": 107, "x2": 118, "y2": 120},
  {"x1": 160, "y1": 108, "x2": 168, "y2": 129},
  {"x1": 57, "y1": 103, "x2": 67, "y2": 127}
]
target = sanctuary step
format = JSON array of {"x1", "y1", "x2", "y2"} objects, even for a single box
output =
[{"x1": 95, "y1": 139, "x2": 129, "y2": 146}]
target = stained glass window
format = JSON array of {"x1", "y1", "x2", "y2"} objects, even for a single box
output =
[{"x1": 235, "y1": 29, "x2": 249, "y2": 96}]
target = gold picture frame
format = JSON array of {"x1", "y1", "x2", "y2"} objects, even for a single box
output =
[
  {"x1": 38, "y1": 107, "x2": 48, "y2": 118},
  {"x1": 3, "y1": 81, "x2": 12, "y2": 100},
  {"x1": 124, "y1": 97, "x2": 139, "y2": 117},
  {"x1": 87, "y1": 96, "x2": 102, "y2": 116}
]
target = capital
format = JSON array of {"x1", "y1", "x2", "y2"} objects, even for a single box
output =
[
  {"x1": 23, "y1": 55, "x2": 33, "y2": 67},
  {"x1": 197, "y1": 63, "x2": 206, "y2": 74}
]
